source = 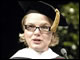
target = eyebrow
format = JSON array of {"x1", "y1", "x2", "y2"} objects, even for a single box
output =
[
  {"x1": 26, "y1": 23, "x2": 51, "y2": 26},
  {"x1": 26, "y1": 23, "x2": 34, "y2": 25},
  {"x1": 40, "y1": 23, "x2": 51, "y2": 26}
]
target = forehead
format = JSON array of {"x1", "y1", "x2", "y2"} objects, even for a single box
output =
[{"x1": 25, "y1": 13, "x2": 51, "y2": 25}]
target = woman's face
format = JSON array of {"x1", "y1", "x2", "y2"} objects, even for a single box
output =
[{"x1": 24, "y1": 13, "x2": 53, "y2": 52}]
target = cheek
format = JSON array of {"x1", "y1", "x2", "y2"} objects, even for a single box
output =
[
  {"x1": 24, "y1": 30, "x2": 33, "y2": 43},
  {"x1": 43, "y1": 33, "x2": 52, "y2": 44}
]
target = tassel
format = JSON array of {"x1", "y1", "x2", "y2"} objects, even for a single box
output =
[{"x1": 51, "y1": 9, "x2": 60, "y2": 33}]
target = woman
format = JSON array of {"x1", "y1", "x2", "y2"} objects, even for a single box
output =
[{"x1": 10, "y1": 1, "x2": 67, "y2": 59}]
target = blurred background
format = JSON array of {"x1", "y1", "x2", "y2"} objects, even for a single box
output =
[
  {"x1": 57, "y1": 1, "x2": 79, "y2": 59},
  {"x1": 1, "y1": 0, "x2": 79, "y2": 59}
]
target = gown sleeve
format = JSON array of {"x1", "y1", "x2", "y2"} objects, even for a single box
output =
[
  {"x1": 55, "y1": 56, "x2": 65, "y2": 59},
  {"x1": 10, "y1": 57, "x2": 31, "y2": 59}
]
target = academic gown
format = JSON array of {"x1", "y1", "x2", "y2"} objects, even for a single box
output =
[{"x1": 10, "y1": 48, "x2": 64, "y2": 59}]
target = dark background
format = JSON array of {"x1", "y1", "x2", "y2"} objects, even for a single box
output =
[{"x1": 0, "y1": 0, "x2": 79, "y2": 59}]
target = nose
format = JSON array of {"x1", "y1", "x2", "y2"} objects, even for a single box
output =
[{"x1": 33, "y1": 28, "x2": 41, "y2": 36}]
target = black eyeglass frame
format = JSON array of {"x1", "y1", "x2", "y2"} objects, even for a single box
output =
[{"x1": 24, "y1": 25, "x2": 51, "y2": 32}]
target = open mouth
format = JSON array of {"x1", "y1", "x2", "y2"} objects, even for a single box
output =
[{"x1": 33, "y1": 39, "x2": 42, "y2": 44}]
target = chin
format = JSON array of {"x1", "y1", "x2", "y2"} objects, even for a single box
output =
[{"x1": 31, "y1": 44, "x2": 43, "y2": 50}]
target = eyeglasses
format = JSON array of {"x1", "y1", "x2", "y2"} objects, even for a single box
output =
[{"x1": 24, "y1": 25, "x2": 51, "y2": 33}]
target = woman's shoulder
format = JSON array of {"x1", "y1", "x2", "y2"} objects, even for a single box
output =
[
  {"x1": 13, "y1": 48, "x2": 28, "y2": 55},
  {"x1": 10, "y1": 48, "x2": 29, "y2": 59}
]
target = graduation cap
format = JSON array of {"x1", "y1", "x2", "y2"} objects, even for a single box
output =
[{"x1": 18, "y1": 1, "x2": 68, "y2": 33}]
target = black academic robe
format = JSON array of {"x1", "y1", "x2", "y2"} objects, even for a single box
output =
[{"x1": 10, "y1": 56, "x2": 65, "y2": 59}]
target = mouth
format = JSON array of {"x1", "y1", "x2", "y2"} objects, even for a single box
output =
[{"x1": 32, "y1": 39, "x2": 42, "y2": 44}]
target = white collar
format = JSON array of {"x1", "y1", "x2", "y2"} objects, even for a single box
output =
[{"x1": 11, "y1": 48, "x2": 59, "y2": 59}]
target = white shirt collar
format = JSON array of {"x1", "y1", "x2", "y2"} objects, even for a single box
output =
[{"x1": 11, "y1": 48, "x2": 59, "y2": 59}]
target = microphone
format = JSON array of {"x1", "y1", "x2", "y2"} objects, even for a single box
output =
[{"x1": 61, "y1": 48, "x2": 69, "y2": 59}]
